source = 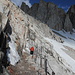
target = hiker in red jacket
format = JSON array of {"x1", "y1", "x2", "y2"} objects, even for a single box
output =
[{"x1": 30, "y1": 47, "x2": 34, "y2": 58}]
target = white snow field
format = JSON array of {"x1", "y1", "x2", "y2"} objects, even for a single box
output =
[{"x1": 44, "y1": 29, "x2": 75, "y2": 73}]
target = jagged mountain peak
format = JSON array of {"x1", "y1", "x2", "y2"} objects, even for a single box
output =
[
  {"x1": 21, "y1": 0, "x2": 75, "y2": 32},
  {"x1": 67, "y1": 5, "x2": 75, "y2": 29},
  {"x1": 68, "y1": 5, "x2": 75, "y2": 13}
]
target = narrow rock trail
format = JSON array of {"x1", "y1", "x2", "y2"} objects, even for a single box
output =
[{"x1": 7, "y1": 53, "x2": 37, "y2": 75}]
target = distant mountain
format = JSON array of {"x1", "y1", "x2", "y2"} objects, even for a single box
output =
[
  {"x1": 21, "y1": 0, "x2": 75, "y2": 32},
  {"x1": 67, "y1": 5, "x2": 75, "y2": 29}
]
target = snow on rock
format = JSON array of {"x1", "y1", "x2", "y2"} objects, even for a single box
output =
[
  {"x1": 52, "y1": 29, "x2": 75, "y2": 49},
  {"x1": 7, "y1": 36, "x2": 20, "y2": 66},
  {"x1": 45, "y1": 31, "x2": 75, "y2": 73}
]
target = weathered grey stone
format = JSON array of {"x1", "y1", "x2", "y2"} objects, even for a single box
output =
[
  {"x1": 36, "y1": 0, "x2": 47, "y2": 22},
  {"x1": 47, "y1": 2, "x2": 58, "y2": 15},
  {"x1": 22, "y1": 0, "x2": 65, "y2": 31},
  {"x1": 64, "y1": 14, "x2": 73, "y2": 31},
  {"x1": 20, "y1": 0, "x2": 75, "y2": 32},
  {"x1": 29, "y1": 29, "x2": 36, "y2": 40},
  {"x1": 0, "y1": 12, "x2": 8, "y2": 33},
  {"x1": 58, "y1": 8, "x2": 66, "y2": 27},
  {"x1": 67, "y1": 5, "x2": 75, "y2": 29},
  {"x1": 47, "y1": 14, "x2": 62, "y2": 30},
  {"x1": 68, "y1": 5, "x2": 75, "y2": 14},
  {"x1": 28, "y1": 3, "x2": 39, "y2": 18},
  {"x1": 2, "y1": 14, "x2": 8, "y2": 31},
  {"x1": 46, "y1": 2, "x2": 65, "y2": 30},
  {"x1": 21, "y1": 2, "x2": 29, "y2": 13}
]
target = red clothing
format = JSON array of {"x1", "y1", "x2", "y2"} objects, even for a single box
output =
[{"x1": 30, "y1": 47, "x2": 34, "y2": 51}]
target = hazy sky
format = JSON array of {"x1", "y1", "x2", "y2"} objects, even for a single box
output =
[{"x1": 11, "y1": 0, "x2": 75, "y2": 11}]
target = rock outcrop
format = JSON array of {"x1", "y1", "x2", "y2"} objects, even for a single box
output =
[
  {"x1": 64, "y1": 14, "x2": 73, "y2": 31},
  {"x1": 21, "y1": 2, "x2": 29, "y2": 13},
  {"x1": 67, "y1": 5, "x2": 75, "y2": 29},
  {"x1": 21, "y1": 0, "x2": 75, "y2": 32},
  {"x1": 21, "y1": 0, "x2": 66, "y2": 31}
]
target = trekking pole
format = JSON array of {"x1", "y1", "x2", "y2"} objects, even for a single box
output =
[
  {"x1": 40, "y1": 54, "x2": 42, "y2": 68},
  {"x1": 34, "y1": 46, "x2": 38, "y2": 63}
]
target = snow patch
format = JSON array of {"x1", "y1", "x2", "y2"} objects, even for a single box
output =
[
  {"x1": 44, "y1": 37, "x2": 75, "y2": 73},
  {"x1": 52, "y1": 29, "x2": 75, "y2": 49},
  {"x1": 7, "y1": 37, "x2": 20, "y2": 66}
]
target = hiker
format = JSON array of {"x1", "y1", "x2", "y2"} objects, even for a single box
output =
[{"x1": 30, "y1": 47, "x2": 34, "y2": 58}]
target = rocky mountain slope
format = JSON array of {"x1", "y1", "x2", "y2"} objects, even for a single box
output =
[
  {"x1": 67, "y1": 5, "x2": 75, "y2": 29},
  {"x1": 0, "y1": 0, "x2": 75, "y2": 75},
  {"x1": 21, "y1": 0, "x2": 75, "y2": 32}
]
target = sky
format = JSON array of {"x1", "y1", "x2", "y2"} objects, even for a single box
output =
[{"x1": 11, "y1": 0, "x2": 75, "y2": 11}]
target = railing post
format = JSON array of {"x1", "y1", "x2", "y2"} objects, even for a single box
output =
[
  {"x1": 40, "y1": 46, "x2": 42, "y2": 68},
  {"x1": 44, "y1": 56, "x2": 47, "y2": 75}
]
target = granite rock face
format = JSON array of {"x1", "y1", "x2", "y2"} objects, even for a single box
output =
[
  {"x1": 21, "y1": 0, "x2": 66, "y2": 31},
  {"x1": 21, "y1": 0, "x2": 75, "y2": 32},
  {"x1": 64, "y1": 14, "x2": 73, "y2": 32},
  {"x1": 21, "y1": 2, "x2": 29, "y2": 13},
  {"x1": 67, "y1": 5, "x2": 75, "y2": 29},
  {"x1": 35, "y1": 0, "x2": 48, "y2": 22},
  {"x1": 28, "y1": 3, "x2": 39, "y2": 18},
  {"x1": 46, "y1": 2, "x2": 65, "y2": 30}
]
